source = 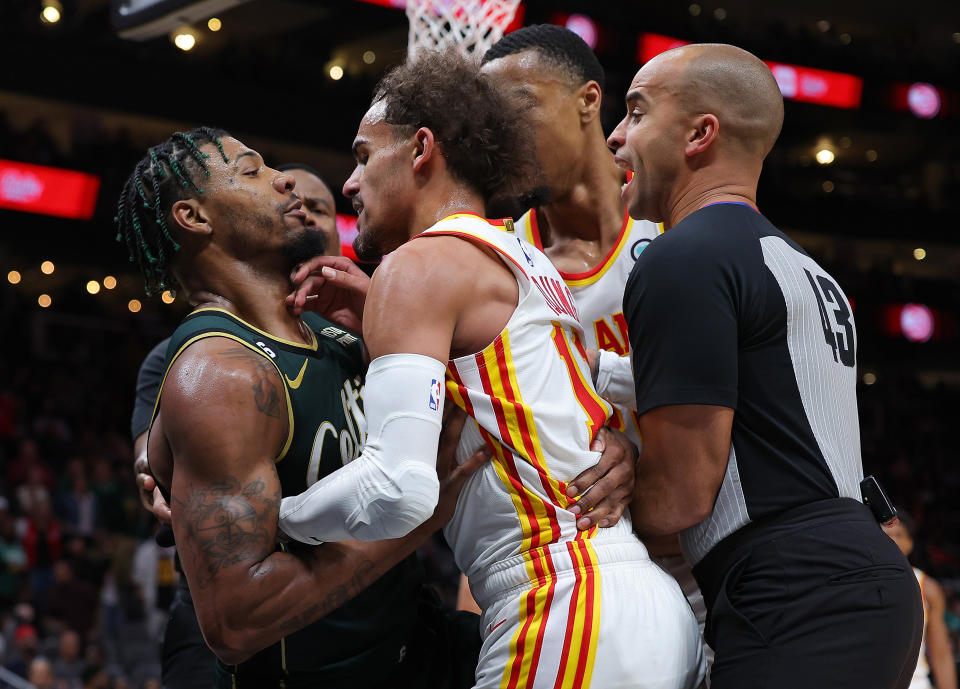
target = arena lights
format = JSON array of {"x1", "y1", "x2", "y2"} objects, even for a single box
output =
[
  {"x1": 103, "y1": 275, "x2": 117, "y2": 290},
  {"x1": 900, "y1": 304, "x2": 935, "y2": 343},
  {"x1": 362, "y1": 50, "x2": 376, "y2": 64},
  {"x1": 7, "y1": 270, "x2": 21, "y2": 285},
  {"x1": 41, "y1": 1, "x2": 61, "y2": 24},
  {"x1": 822, "y1": 181, "x2": 835, "y2": 193},
  {"x1": 713, "y1": 8, "x2": 727, "y2": 20},
  {"x1": 907, "y1": 83, "x2": 941, "y2": 119},
  {"x1": 866, "y1": 149, "x2": 878, "y2": 162},
  {"x1": 37, "y1": 294, "x2": 51, "y2": 308},
  {"x1": 40, "y1": 260, "x2": 55, "y2": 275},
  {"x1": 565, "y1": 15, "x2": 598, "y2": 50},
  {"x1": 86, "y1": 280, "x2": 101, "y2": 295},
  {"x1": 172, "y1": 28, "x2": 197, "y2": 51},
  {"x1": 817, "y1": 20, "x2": 830, "y2": 33},
  {"x1": 128, "y1": 299, "x2": 142, "y2": 313},
  {"x1": 862, "y1": 372, "x2": 877, "y2": 386},
  {"x1": 161, "y1": 290, "x2": 176, "y2": 304},
  {"x1": 954, "y1": 32, "x2": 960, "y2": 44},
  {"x1": 688, "y1": 4, "x2": 701, "y2": 16},
  {"x1": 329, "y1": 65, "x2": 344, "y2": 81},
  {"x1": 913, "y1": 247, "x2": 927, "y2": 261},
  {"x1": 815, "y1": 149, "x2": 835, "y2": 165},
  {"x1": 207, "y1": 17, "x2": 222, "y2": 32}
]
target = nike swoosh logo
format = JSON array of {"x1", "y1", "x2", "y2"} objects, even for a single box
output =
[
  {"x1": 285, "y1": 360, "x2": 308, "y2": 389},
  {"x1": 489, "y1": 619, "x2": 508, "y2": 633}
]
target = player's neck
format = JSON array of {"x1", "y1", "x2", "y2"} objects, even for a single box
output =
[
  {"x1": 185, "y1": 265, "x2": 312, "y2": 345},
  {"x1": 406, "y1": 182, "x2": 486, "y2": 239},
  {"x1": 538, "y1": 150, "x2": 625, "y2": 248}
]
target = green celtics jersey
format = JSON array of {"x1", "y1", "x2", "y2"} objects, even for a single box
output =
[{"x1": 156, "y1": 307, "x2": 424, "y2": 688}]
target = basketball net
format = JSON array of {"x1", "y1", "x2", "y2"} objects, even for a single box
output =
[{"x1": 405, "y1": 0, "x2": 522, "y2": 60}]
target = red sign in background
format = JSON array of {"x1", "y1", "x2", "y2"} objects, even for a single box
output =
[
  {"x1": 0, "y1": 159, "x2": 100, "y2": 220},
  {"x1": 636, "y1": 33, "x2": 863, "y2": 109}
]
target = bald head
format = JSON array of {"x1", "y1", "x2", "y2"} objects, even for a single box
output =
[{"x1": 666, "y1": 43, "x2": 783, "y2": 158}]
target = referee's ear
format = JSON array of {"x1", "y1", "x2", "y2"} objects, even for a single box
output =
[{"x1": 685, "y1": 113, "x2": 720, "y2": 158}]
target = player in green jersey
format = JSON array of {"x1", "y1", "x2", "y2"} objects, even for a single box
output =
[{"x1": 116, "y1": 127, "x2": 635, "y2": 688}]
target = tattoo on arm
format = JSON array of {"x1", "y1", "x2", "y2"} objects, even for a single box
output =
[
  {"x1": 275, "y1": 557, "x2": 378, "y2": 636},
  {"x1": 176, "y1": 476, "x2": 281, "y2": 588},
  {"x1": 221, "y1": 347, "x2": 285, "y2": 419}
]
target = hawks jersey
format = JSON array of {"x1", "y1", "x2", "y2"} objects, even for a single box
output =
[
  {"x1": 509, "y1": 207, "x2": 663, "y2": 446},
  {"x1": 417, "y1": 213, "x2": 640, "y2": 580},
  {"x1": 150, "y1": 308, "x2": 423, "y2": 688}
]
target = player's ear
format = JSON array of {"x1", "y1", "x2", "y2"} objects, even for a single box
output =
[
  {"x1": 171, "y1": 198, "x2": 213, "y2": 238},
  {"x1": 685, "y1": 113, "x2": 719, "y2": 157},
  {"x1": 579, "y1": 80, "x2": 603, "y2": 125},
  {"x1": 412, "y1": 127, "x2": 437, "y2": 173}
]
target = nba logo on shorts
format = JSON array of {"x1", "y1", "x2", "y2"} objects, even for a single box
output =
[{"x1": 429, "y1": 379, "x2": 442, "y2": 411}]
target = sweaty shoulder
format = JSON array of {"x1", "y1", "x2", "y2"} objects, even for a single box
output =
[
  {"x1": 160, "y1": 337, "x2": 288, "y2": 433},
  {"x1": 152, "y1": 336, "x2": 289, "y2": 484}
]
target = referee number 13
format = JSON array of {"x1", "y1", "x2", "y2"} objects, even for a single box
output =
[{"x1": 804, "y1": 269, "x2": 855, "y2": 367}]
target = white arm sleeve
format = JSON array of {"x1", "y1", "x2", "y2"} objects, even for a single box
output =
[
  {"x1": 278, "y1": 353, "x2": 445, "y2": 543},
  {"x1": 595, "y1": 349, "x2": 638, "y2": 408}
]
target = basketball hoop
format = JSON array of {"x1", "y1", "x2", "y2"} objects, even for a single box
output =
[{"x1": 405, "y1": 0, "x2": 522, "y2": 60}]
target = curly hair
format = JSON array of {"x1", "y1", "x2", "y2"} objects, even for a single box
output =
[
  {"x1": 372, "y1": 51, "x2": 539, "y2": 205},
  {"x1": 482, "y1": 24, "x2": 605, "y2": 91},
  {"x1": 115, "y1": 127, "x2": 230, "y2": 295}
]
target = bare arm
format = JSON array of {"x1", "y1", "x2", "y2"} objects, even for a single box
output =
[
  {"x1": 925, "y1": 576, "x2": 958, "y2": 689},
  {"x1": 279, "y1": 237, "x2": 515, "y2": 543},
  {"x1": 630, "y1": 404, "x2": 733, "y2": 537},
  {"x1": 159, "y1": 338, "x2": 441, "y2": 664}
]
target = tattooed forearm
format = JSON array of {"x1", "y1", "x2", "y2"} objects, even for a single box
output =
[
  {"x1": 221, "y1": 347, "x2": 286, "y2": 419},
  {"x1": 176, "y1": 476, "x2": 281, "y2": 588},
  {"x1": 275, "y1": 557, "x2": 378, "y2": 636}
]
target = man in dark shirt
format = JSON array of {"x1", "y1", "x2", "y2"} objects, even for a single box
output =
[{"x1": 607, "y1": 42, "x2": 923, "y2": 689}]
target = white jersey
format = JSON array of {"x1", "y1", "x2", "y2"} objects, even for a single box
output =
[
  {"x1": 416, "y1": 214, "x2": 641, "y2": 575},
  {"x1": 510, "y1": 207, "x2": 662, "y2": 446},
  {"x1": 426, "y1": 213, "x2": 704, "y2": 689}
]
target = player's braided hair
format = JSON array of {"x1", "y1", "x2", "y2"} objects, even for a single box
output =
[
  {"x1": 482, "y1": 24, "x2": 605, "y2": 91},
  {"x1": 115, "y1": 127, "x2": 230, "y2": 295},
  {"x1": 373, "y1": 51, "x2": 538, "y2": 205}
]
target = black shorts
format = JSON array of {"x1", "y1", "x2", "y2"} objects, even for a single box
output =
[
  {"x1": 696, "y1": 499, "x2": 923, "y2": 689},
  {"x1": 209, "y1": 584, "x2": 482, "y2": 689},
  {"x1": 162, "y1": 578, "x2": 217, "y2": 689}
]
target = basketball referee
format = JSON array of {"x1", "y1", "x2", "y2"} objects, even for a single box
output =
[{"x1": 608, "y1": 43, "x2": 924, "y2": 688}]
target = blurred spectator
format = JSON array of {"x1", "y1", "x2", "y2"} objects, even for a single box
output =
[
  {"x1": 81, "y1": 664, "x2": 108, "y2": 689},
  {"x1": 6, "y1": 439, "x2": 53, "y2": 492},
  {"x1": 17, "y1": 465, "x2": 53, "y2": 516},
  {"x1": 0, "y1": 497, "x2": 26, "y2": 606},
  {"x1": 20, "y1": 498, "x2": 61, "y2": 608},
  {"x1": 131, "y1": 531, "x2": 176, "y2": 640},
  {"x1": 89, "y1": 461, "x2": 124, "y2": 534},
  {"x1": 27, "y1": 655, "x2": 56, "y2": 689},
  {"x1": 58, "y1": 472, "x2": 98, "y2": 539},
  {"x1": 52, "y1": 629, "x2": 85, "y2": 689},
  {"x1": 5, "y1": 623, "x2": 39, "y2": 678},
  {"x1": 46, "y1": 561, "x2": 98, "y2": 640}
]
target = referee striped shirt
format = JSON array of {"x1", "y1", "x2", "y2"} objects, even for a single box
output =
[{"x1": 623, "y1": 202, "x2": 863, "y2": 565}]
